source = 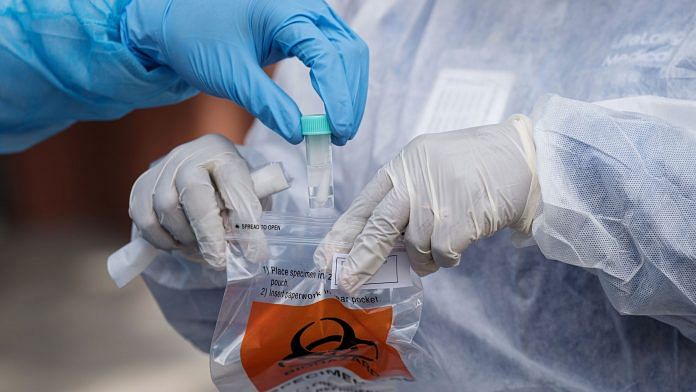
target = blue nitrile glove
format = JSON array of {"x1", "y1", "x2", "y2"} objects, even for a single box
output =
[{"x1": 121, "y1": 0, "x2": 368, "y2": 145}]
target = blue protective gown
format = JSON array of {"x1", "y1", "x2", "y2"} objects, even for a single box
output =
[{"x1": 0, "y1": 0, "x2": 195, "y2": 152}]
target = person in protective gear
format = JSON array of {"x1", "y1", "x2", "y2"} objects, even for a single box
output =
[
  {"x1": 0, "y1": 0, "x2": 368, "y2": 152},
  {"x1": 138, "y1": 1, "x2": 696, "y2": 390}
]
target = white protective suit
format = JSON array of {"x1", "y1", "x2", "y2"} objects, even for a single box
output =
[{"x1": 142, "y1": 1, "x2": 696, "y2": 390}]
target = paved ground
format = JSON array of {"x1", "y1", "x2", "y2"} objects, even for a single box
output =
[{"x1": 0, "y1": 224, "x2": 216, "y2": 391}]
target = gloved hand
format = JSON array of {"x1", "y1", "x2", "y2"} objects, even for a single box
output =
[
  {"x1": 121, "y1": 0, "x2": 368, "y2": 146},
  {"x1": 129, "y1": 134, "x2": 275, "y2": 269},
  {"x1": 317, "y1": 115, "x2": 541, "y2": 293}
]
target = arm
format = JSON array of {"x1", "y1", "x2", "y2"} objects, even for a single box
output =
[
  {"x1": 1, "y1": 0, "x2": 368, "y2": 153},
  {"x1": 0, "y1": 0, "x2": 194, "y2": 153},
  {"x1": 532, "y1": 95, "x2": 696, "y2": 340},
  {"x1": 321, "y1": 95, "x2": 696, "y2": 341}
]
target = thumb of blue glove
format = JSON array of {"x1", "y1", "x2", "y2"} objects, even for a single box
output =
[{"x1": 121, "y1": 0, "x2": 368, "y2": 145}]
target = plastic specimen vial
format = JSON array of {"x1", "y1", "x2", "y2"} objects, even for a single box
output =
[{"x1": 301, "y1": 114, "x2": 334, "y2": 209}]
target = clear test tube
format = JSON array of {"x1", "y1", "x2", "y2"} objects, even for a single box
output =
[{"x1": 301, "y1": 114, "x2": 334, "y2": 209}]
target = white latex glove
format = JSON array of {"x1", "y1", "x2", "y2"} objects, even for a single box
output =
[
  {"x1": 129, "y1": 134, "x2": 270, "y2": 269},
  {"x1": 318, "y1": 115, "x2": 540, "y2": 293}
]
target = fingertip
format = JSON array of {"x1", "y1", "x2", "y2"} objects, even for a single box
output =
[
  {"x1": 272, "y1": 112, "x2": 303, "y2": 145},
  {"x1": 196, "y1": 237, "x2": 225, "y2": 265},
  {"x1": 207, "y1": 257, "x2": 226, "y2": 271},
  {"x1": 348, "y1": 128, "x2": 359, "y2": 141},
  {"x1": 313, "y1": 242, "x2": 335, "y2": 273},
  {"x1": 259, "y1": 119, "x2": 300, "y2": 145},
  {"x1": 241, "y1": 230, "x2": 269, "y2": 264},
  {"x1": 239, "y1": 67, "x2": 303, "y2": 145},
  {"x1": 432, "y1": 248, "x2": 462, "y2": 269},
  {"x1": 339, "y1": 250, "x2": 382, "y2": 294},
  {"x1": 287, "y1": 131, "x2": 304, "y2": 145},
  {"x1": 331, "y1": 134, "x2": 348, "y2": 146},
  {"x1": 285, "y1": 112, "x2": 303, "y2": 145},
  {"x1": 203, "y1": 250, "x2": 226, "y2": 270},
  {"x1": 413, "y1": 263, "x2": 439, "y2": 277},
  {"x1": 326, "y1": 113, "x2": 354, "y2": 142},
  {"x1": 339, "y1": 273, "x2": 361, "y2": 294}
]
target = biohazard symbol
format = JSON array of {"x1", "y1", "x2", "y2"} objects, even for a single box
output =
[
  {"x1": 282, "y1": 317, "x2": 379, "y2": 363},
  {"x1": 240, "y1": 298, "x2": 412, "y2": 391}
]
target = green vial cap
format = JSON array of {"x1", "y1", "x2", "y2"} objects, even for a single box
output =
[{"x1": 301, "y1": 114, "x2": 332, "y2": 136}]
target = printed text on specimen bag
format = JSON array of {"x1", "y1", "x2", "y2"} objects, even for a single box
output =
[{"x1": 210, "y1": 213, "x2": 440, "y2": 391}]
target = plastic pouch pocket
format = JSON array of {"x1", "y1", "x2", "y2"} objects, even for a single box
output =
[{"x1": 210, "y1": 213, "x2": 437, "y2": 391}]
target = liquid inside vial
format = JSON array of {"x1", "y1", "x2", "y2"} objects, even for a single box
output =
[{"x1": 307, "y1": 164, "x2": 334, "y2": 209}]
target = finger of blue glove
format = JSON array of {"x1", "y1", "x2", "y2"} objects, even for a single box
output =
[
  {"x1": 274, "y1": 19, "x2": 357, "y2": 145},
  {"x1": 314, "y1": 11, "x2": 369, "y2": 145},
  {"x1": 235, "y1": 65, "x2": 304, "y2": 144}
]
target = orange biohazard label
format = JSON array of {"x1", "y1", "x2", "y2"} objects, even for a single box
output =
[{"x1": 240, "y1": 298, "x2": 412, "y2": 391}]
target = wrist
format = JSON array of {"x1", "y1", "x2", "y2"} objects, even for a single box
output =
[
  {"x1": 507, "y1": 114, "x2": 541, "y2": 233},
  {"x1": 119, "y1": 0, "x2": 172, "y2": 68}
]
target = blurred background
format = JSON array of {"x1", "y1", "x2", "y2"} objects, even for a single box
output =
[{"x1": 0, "y1": 93, "x2": 253, "y2": 391}]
